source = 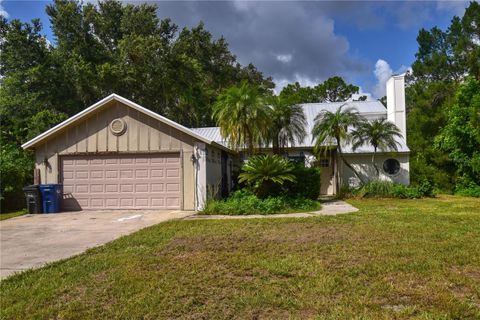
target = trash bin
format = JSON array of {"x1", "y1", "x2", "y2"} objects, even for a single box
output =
[
  {"x1": 23, "y1": 185, "x2": 43, "y2": 214},
  {"x1": 39, "y1": 184, "x2": 63, "y2": 213}
]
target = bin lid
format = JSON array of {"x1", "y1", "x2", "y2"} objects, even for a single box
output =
[
  {"x1": 23, "y1": 185, "x2": 39, "y2": 191},
  {"x1": 39, "y1": 184, "x2": 62, "y2": 188}
]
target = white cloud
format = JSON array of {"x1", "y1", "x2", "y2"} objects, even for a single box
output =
[
  {"x1": 276, "y1": 54, "x2": 292, "y2": 64},
  {"x1": 373, "y1": 59, "x2": 393, "y2": 98},
  {"x1": 352, "y1": 87, "x2": 373, "y2": 101},
  {"x1": 373, "y1": 59, "x2": 412, "y2": 98},
  {"x1": 0, "y1": 0, "x2": 9, "y2": 18},
  {"x1": 273, "y1": 74, "x2": 321, "y2": 94}
]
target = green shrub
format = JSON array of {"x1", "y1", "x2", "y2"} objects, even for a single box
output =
[
  {"x1": 201, "y1": 189, "x2": 320, "y2": 215},
  {"x1": 284, "y1": 164, "x2": 321, "y2": 200},
  {"x1": 337, "y1": 184, "x2": 354, "y2": 198},
  {"x1": 417, "y1": 179, "x2": 436, "y2": 197},
  {"x1": 355, "y1": 180, "x2": 395, "y2": 198},
  {"x1": 455, "y1": 184, "x2": 480, "y2": 197},
  {"x1": 353, "y1": 180, "x2": 435, "y2": 199},
  {"x1": 239, "y1": 155, "x2": 296, "y2": 198},
  {"x1": 392, "y1": 184, "x2": 422, "y2": 199},
  {"x1": 0, "y1": 143, "x2": 34, "y2": 212}
]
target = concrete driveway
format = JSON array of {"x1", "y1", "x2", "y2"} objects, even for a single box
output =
[{"x1": 0, "y1": 210, "x2": 193, "y2": 279}]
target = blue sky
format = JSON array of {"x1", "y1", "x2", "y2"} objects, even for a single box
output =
[{"x1": 0, "y1": 1, "x2": 471, "y2": 98}]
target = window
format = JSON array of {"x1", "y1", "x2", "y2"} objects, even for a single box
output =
[
  {"x1": 319, "y1": 159, "x2": 329, "y2": 167},
  {"x1": 383, "y1": 158, "x2": 400, "y2": 175}
]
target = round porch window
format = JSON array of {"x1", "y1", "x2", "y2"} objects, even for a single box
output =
[
  {"x1": 110, "y1": 118, "x2": 127, "y2": 136},
  {"x1": 383, "y1": 158, "x2": 400, "y2": 175}
]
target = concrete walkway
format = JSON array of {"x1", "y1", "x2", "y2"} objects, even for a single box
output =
[
  {"x1": 0, "y1": 210, "x2": 193, "y2": 279},
  {"x1": 187, "y1": 200, "x2": 358, "y2": 220}
]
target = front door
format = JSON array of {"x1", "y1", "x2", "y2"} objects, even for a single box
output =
[{"x1": 319, "y1": 157, "x2": 334, "y2": 195}]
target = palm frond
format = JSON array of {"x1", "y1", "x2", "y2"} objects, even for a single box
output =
[
  {"x1": 351, "y1": 118, "x2": 403, "y2": 152},
  {"x1": 268, "y1": 96, "x2": 307, "y2": 151},
  {"x1": 311, "y1": 104, "x2": 365, "y2": 154},
  {"x1": 213, "y1": 81, "x2": 271, "y2": 152}
]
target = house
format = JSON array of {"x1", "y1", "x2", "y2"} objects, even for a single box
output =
[
  {"x1": 192, "y1": 74, "x2": 410, "y2": 197},
  {"x1": 22, "y1": 75, "x2": 409, "y2": 211}
]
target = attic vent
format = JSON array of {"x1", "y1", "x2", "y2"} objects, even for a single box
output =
[{"x1": 110, "y1": 118, "x2": 127, "y2": 136}]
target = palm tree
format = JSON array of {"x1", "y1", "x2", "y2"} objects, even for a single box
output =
[
  {"x1": 268, "y1": 95, "x2": 307, "y2": 155},
  {"x1": 352, "y1": 118, "x2": 403, "y2": 177},
  {"x1": 213, "y1": 81, "x2": 270, "y2": 155},
  {"x1": 311, "y1": 104, "x2": 366, "y2": 184}
]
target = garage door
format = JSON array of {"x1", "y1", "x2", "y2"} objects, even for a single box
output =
[{"x1": 61, "y1": 153, "x2": 181, "y2": 210}]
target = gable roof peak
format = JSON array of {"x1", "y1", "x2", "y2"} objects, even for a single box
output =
[{"x1": 21, "y1": 93, "x2": 227, "y2": 150}]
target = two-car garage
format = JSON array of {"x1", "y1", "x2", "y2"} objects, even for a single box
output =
[{"x1": 61, "y1": 153, "x2": 181, "y2": 210}]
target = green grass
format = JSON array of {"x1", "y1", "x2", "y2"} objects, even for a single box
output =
[
  {"x1": 0, "y1": 210, "x2": 26, "y2": 221},
  {"x1": 1, "y1": 196, "x2": 479, "y2": 319}
]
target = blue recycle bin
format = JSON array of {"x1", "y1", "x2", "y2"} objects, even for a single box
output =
[{"x1": 39, "y1": 184, "x2": 63, "y2": 213}]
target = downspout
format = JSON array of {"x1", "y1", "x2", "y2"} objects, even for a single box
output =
[
  {"x1": 192, "y1": 143, "x2": 207, "y2": 211},
  {"x1": 192, "y1": 146, "x2": 199, "y2": 212}
]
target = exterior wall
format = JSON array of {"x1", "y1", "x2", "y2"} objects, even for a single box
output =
[
  {"x1": 194, "y1": 143, "x2": 235, "y2": 210},
  {"x1": 340, "y1": 153, "x2": 410, "y2": 188},
  {"x1": 206, "y1": 145, "x2": 223, "y2": 198},
  {"x1": 33, "y1": 100, "x2": 199, "y2": 210},
  {"x1": 387, "y1": 75, "x2": 407, "y2": 139}
]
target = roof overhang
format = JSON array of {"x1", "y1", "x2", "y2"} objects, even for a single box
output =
[
  {"x1": 342, "y1": 150, "x2": 411, "y2": 155},
  {"x1": 21, "y1": 94, "x2": 233, "y2": 152}
]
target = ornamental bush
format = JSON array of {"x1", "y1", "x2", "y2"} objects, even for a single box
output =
[
  {"x1": 239, "y1": 155, "x2": 296, "y2": 198},
  {"x1": 202, "y1": 190, "x2": 320, "y2": 215},
  {"x1": 284, "y1": 164, "x2": 321, "y2": 200}
]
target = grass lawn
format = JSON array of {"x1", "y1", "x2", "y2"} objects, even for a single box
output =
[
  {"x1": 0, "y1": 210, "x2": 26, "y2": 221},
  {"x1": 1, "y1": 196, "x2": 479, "y2": 319}
]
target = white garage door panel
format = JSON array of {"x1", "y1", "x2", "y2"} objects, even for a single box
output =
[{"x1": 61, "y1": 154, "x2": 181, "y2": 210}]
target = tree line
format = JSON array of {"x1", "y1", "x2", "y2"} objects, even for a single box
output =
[
  {"x1": 1, "y1": 0, "x2": 479, "y2": 210},
  {"x1": 406, "y1": 1, "x2": 479, "y2": 194}
]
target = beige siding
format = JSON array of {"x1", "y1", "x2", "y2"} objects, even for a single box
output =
[
  {"x1": 33, "y1": 101, "x2": 200, "y2": 210},
  {"x1": 77, "y1": 121, "x2": 88, "y2": 152},
  {"x1": 182, "y1": 150, "x2": 194, "y2": 209},
  {"x1": 97, "y1": 109, "x2": 108, "y2": 152},
  {"x1": 206, "y1": 146, "x2": 223, "y2": 199}
]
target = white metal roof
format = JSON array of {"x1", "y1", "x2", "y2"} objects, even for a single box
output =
[
  {"x1": 21, "y1": 94, "x2": 228, "y2": 151},
  {"x1": 191, "y1": 127, "x2": 228, "y2": 146},
  {"x1": 191, "y1": 100, "x2": 410, "y2": 153}
]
